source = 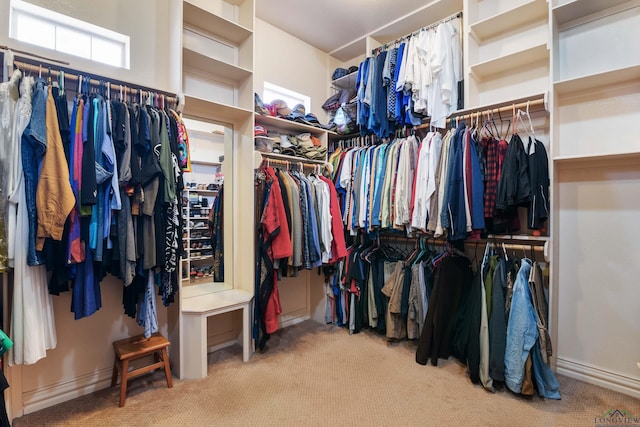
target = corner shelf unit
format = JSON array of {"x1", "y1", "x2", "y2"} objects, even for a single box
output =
[
  {"x1": 551, "y1": 0, "x2": 640, "y2": 160},
  {"x1": 171, "y1": 0, "x2": 256, "y2": 380},
  {"x1": 254, "y1": 113, "x2": 331, "y2": 164}
]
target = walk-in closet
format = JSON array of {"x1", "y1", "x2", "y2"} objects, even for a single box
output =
[{"x1": 0, "y1": 0, "x2": 638, "y2": 425}]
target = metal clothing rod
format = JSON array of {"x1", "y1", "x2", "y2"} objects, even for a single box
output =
[
  {"x1": 261, "y1": 157, "x2": 327, "y2": 172},
  {"x1": 378, "y1": 234, "x2": 547, "y2": 249},
  {"x1": 372, "y1": 11, "x2": 463, "y2": 55},
  {"x1": 12, "y1": 58, "x2": 177, "y2": 106},
  {"x1": 416, "y1": 95, "x2": 547, "y2": 130}
]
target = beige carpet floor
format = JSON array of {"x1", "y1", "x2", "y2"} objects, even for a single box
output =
[{"x1": 13, "y1": 320, "x2": 640, "y2": 426}]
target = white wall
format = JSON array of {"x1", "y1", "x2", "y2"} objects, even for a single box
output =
[
  {"x1": 0, "y1": 0, "x2": 178, "y2": 93},
  {"x1": 556, "y1": 162, "x2": 640, "y2": 397},
  {"x1": 254, "y1": 18, "x2": 332, "y2": 122}
]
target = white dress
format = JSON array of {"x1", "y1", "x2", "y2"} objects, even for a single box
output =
[{"x1": 9, "y1": 76, "x2": 57, "y2": 366}]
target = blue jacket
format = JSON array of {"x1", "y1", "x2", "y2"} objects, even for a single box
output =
[
  {"x1": 505, "y1": 259, "x2": 561, "y2": 399},
  {"x1": 443, "y1": 124, "x2": 467, "y2": 240}
]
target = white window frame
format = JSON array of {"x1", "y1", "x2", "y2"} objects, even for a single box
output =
[
  {"x1": 263, "y1": 81, "x2": 311, "y2": 112},
  {"x1": 9, "y1": 0, "x2": 130, "y2": 69}
]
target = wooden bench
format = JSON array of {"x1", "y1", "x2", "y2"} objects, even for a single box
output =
[
  {"x1": 111, "y1": 333, "x2": 173, "y2": 407},
  {"x1": 181, "y1": 289, "x2": 253, "y2": 379}
]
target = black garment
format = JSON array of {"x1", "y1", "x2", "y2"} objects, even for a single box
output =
[
  {"x1": 81, "y1": 96, "x2": 97, "y2": 206},
  {"x1": 254, "y1": 178, "x2": 275, "y2": 350},
  {"x1": 371, "y1": 258, "x2": 387, "y2": 334},
  {"x1": 140, "y1": 108, "x2": 163, "y2": 187},
  {"x1": 128, "y1": 105, "x2": 143, "y2": 187},
  {"x1": 526, "y1": 137, "x2": 550, "y2": 230},
  {"x1": 154, "y1": 184, "x2": 166, "y2": 267},
  {"x1": 46, "y1": 88, "x2": 72, "y2": 295},
  {"x1": 400, "y1": 264, "x2": 412, "y2": 323},
  {"x1": 111, "y1": 101, "x2": 127, "y2": 150},
  {"x1": 0, "y1": 370, "x2": 10, "y2": 427},
  {"x1": 496, "y1": 133, "x2": 531, "y2": 211},
  {"x1": 123, "y1": 270, "x2": 146, "y2": 318},
  {"x1": 451, "y1": 268, "x2": 482, "y2": 384},
  {"x1": 53, "y1": 86, "x2": 71, "y2": 164},
  {"x1": 416, "y1": 254, "x2": 473, "y2": 366},
  {"x1": 489, "y1": 257, "x2": 508, "y2": 382},
  {"x1": 346, "y1": 246, "x2": 365, "y2": 333}
]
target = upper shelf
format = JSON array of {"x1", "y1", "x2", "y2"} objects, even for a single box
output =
[
  {"x1": 182, "y1": 47, "x2": 252, "y2": 83},
  {"x1": 553, "y1": 0, "x2": 636, "y2": 26},
  {"x1": 470, "y1": 0, "x2": 548, "y2": 42},
  {"x1": 554, "y1": 64, "x2": 640, "y2": 95},
  {"x1": 554, "y1": 151, "x2": 640, "y2": 166},
  {"x1": 183, "y1": 95, "x2": 253, "y2": 125},
  {"x1": 331, "y1": 72, "x2": 358, "y2": 91},
  {"x1": 183, "y1": 0, "x2": 252, "y2": 44},
  {"x1": 470, "y1": 43, "x2": 549, "y2": 81},
  {"x1": 255, "y1": 113, "x2": 328, "y2": 136}
]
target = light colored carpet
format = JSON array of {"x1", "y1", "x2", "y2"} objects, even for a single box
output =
[{"x1": 13, "y1": 320, "x2": 640, "y2": 426}]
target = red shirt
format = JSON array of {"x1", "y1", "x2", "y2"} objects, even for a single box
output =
[{"x1": 262, "y1": 167, "x2": 292, "y2": 260}]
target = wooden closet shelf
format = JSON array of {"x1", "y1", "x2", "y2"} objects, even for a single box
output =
[
  {"x1": 554, "y1": 64, "x2": 640, "y2": 95},
  {"x1": 470, "y1": 0, "x2": 548, "y2": 42}
]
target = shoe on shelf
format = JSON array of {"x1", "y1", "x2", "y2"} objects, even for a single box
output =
[
  {"x1": 190, "y1": 266, "x2": 197, "y2": 277},
  {"x1": 193, "y1": 221, "x2": 205, "y2": 228}
]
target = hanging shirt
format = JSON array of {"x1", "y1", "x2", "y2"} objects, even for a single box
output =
[{"x1": 410, "y1": 132, "x2": 433, "y2": 231}]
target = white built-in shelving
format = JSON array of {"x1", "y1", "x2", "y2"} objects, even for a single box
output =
[
  {"x1": 465, "y1": 0, "x2": 549, "y2": 107},
  {"x1": 171, "y1": 0, "x2": 256, "y2": 379}
]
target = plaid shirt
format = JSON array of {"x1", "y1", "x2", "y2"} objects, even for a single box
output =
[{"x1": 483, "y1": 136, "x2": 499, "y2": 217}]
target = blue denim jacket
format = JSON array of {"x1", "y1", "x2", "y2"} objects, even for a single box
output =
[
  {"x1": 505, "y1": 259, "x2": 561, "y2": 399},
  {"x1": 21, "y1": 78, "x2": 47, "y2": 266}
]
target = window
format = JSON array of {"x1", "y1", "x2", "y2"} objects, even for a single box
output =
[
  {"x1": 9, "y1": 0, "x2": 130, "y2": 69},
  {"x1": 263, "y1": 82, "x2": 310, "y2": 112}
]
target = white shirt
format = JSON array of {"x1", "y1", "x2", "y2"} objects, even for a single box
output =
[{"x1": 410, "y1": 132, "x2": 433, "y2": 231}]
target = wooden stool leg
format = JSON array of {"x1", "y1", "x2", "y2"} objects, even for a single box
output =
[
  {"x1": 161, "y1": 348, "x2": 173, "y2": 388},
  {"x1": 119, "y1": 359, "x2": 129, "y2": 407},
  {"x1": 111, "y1": 358, "x2": 119, "y2": 387}
]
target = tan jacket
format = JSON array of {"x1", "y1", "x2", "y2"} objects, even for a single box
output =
[{"x1": 36, "y1": 86, "x2": 75, "y2": 250}]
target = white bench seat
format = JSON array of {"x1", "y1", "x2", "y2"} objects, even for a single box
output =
[{"x1": 181, "y1": 289, "x2": 253, "y2": 379}]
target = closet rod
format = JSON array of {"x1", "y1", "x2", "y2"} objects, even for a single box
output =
[
  {"x1": 261, "y1": 157, "x2": 328, "y2": 172},
  {"x1": 372, "y1": 11, "x2": 463, "y2": 55},
  {"x1": 12, "y1": 59, "x2": 177, "y2": 106},
  {"x1": 414, "y1": 95, "x2": 547, "y2": 130},
  {"x1": 378, "y1": 235, "x2": 546, "y2": 250}
]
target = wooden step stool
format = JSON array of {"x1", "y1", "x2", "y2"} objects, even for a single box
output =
[{"x1": 111, "y1": 333, "x2": 173, "y2": 407}]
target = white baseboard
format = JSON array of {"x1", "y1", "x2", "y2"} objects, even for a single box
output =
[
  {"x1": 280, "y1": 314, "x2": 310, "y2": 329},
  {"x1": 207, "y1": 339, "x2": 237, "y2": 354},
  {"x1": 22, "y1": 367, "x2": 114, "y2": 415},
  {"x1": 556, "y1": 357, "x2": 640, "y2": 399}
]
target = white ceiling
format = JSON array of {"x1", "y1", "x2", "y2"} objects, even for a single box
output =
[{"x1": 256, "y1": 0, "x2": 462, "y2": 62}]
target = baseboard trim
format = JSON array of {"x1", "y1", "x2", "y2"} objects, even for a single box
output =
[
  {"x1": 23, "y1": 367, "x2": 114, "y2": 415},
  {"x1": 556, "y1": 357, "x2": 640, "y2": 399},
  {"x1": 280, "y1": 314, "x2": 310, "y2": 329},
  {"x1": 207, "y1": 339, "x2": 237, "y2": 354}
]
